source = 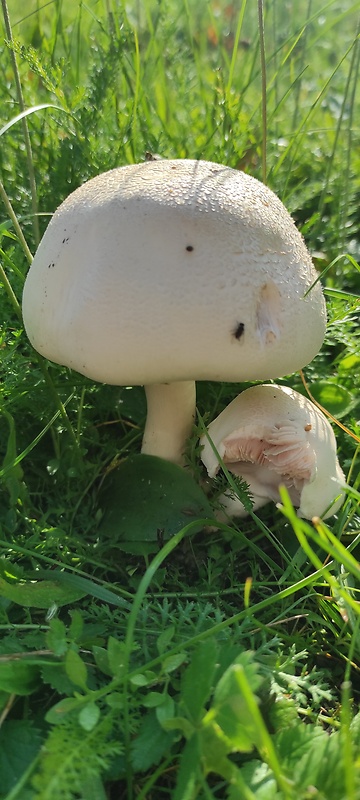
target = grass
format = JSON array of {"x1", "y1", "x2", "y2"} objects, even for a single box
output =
[{"x1": 0, "y1": 0, "x2": 360, "y2": 797}]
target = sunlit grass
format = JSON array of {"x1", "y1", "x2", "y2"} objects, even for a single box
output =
[{"x1": 0, "y1": 0, "x2": 359, "y2": 798}]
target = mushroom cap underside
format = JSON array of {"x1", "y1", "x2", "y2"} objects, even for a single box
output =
[
  {"x1": 200, "y1": 384, "x2": 345, "y2": 519},
  {"x1": 22, "y1": 159, "x2": 326, "y2": 385}
]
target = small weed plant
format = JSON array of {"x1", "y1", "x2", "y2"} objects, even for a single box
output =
[{"x1": 0, "y1": 1, "x2": 359, "y2": 798}]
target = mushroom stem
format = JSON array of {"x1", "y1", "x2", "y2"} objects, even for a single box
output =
[{"x1": 142, "y1": 381, "x2": 196, "y2": 465}]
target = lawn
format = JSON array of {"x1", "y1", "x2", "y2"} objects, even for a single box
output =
[{"x1": 0, "y1": 1, "x2": 359, "y2": 798}]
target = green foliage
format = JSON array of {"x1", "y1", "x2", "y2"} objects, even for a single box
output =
[
  {"x1": 0, "y1": 659, "x2": 40, "y2": 695},
  {"x1": 0, "y1": 582, "x2": 359, "y2": 797},
  {"x1": 131, "y1": 708, "x2": 175, "y2": 772},
  {"x1": 181, "y1": 639, "x2": 218, "y2": 722},
  {"x1": 306, "y1": 380, "x2": 356, "y2": 418},
  {"x1": 0, "y1": 0, "x2": 359, "y2": 798},
  {"x1": 31, "y1": 713, "x2": 120, "y2": 800},
  {"x1": 0, "y1": 720, "x2": 42, "y2": 796},
  {"x1": 98, "y1": 454, "x2": 214, "y2": 554},
  {"x1": 241, "y1": 715, "x2": 360, "y2": 800},
  {"x1": 0, "y1": 574, "x2": 86, "y2": 608}
]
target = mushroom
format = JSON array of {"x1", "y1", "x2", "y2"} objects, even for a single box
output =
[
  {"x1": 200, "y1": 384, "x2": 345, "y2": 520},
  {"x1": 22, "y1": 159, "x2": 326, "y2": 464}
]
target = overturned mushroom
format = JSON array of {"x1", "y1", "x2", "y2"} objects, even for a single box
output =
[
  {"x1": 22, "y1": 160, "x2": 326, "y2": 463},
  {"x1": 200, "y1": 384, "x2": 345, "y2": 520}
]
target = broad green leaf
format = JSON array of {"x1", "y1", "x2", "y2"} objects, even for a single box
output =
[
  {"x1": 65, "y1": 649, "x2": 88, "y2": 691},
  {"x1": 45, "y1": 696, "x2": 83, "y2": 724},
  {"x1": 157, "y1": 625, "x2": 175, "y2": 655},
  {"x1": 107, "y1": 636, "x2": 126, "y2": 678},
  {"x1": 214, "y1": 651, "x2": 263, "y2": 703},
  {"x1": 199, "y1": 723, "x2": 234, "y2": 774},
  {"x1": 338, "y1": 354, "x2": 360, "y2": 373},
  {"x1": 267, "y1": 697, "x2": 299, "y2": 733},
  {"x1": 0, "y1": 576, "x2": 86, "y2": 609},
  {"x1": 78, "y1": 701, "x2": 101, "y2": 731},
  {"x1": 237, "y1": 760, "x2": 279, "y2": 800},
  {"x1": 46, "y1": 618, "x2": 68, "y2": 656},
  {"x1": 97, "y1": 454, "x2": 213, "y2": 553},
  {"x1": 173, "y1": 734, "x2": 201, "y2": 800},
  {"x1": 162, "y1": 652, "x2": 187, "y2": 673},
  {"x1": 350, "y1": 711, "x2": 360, "y2": 735},
  {"x1": 212, "y1": 653, "x2": 263, "y2": 752},
  {"x1": 0, "y1": 660, "x2": 40, "y2": 695},
  {"x1": 0, "y1": 720, "x2": 43, "y2": 794},
  {"x1": 106, "y1": 692, "x2": 123, "y2": 709},
  {"x1": 131, "y1": 709, "x2": 175, "y2": 773},
  {"x1": 156, "y1": 692, "x2": 175, "y2": 727},
  {"x1": 275, "y1": 723, "x2": 353, "y2": 798},
  {"x1": 92, "y1": 646, "x2": 112, "y2": 676},
  {"x1": 181, "y1": 638, "x2": 218, "y2": 723},
  {"x1": 79, "y1": 774, "x2": 108, "y2": 800},
  {"x1": 143, "y1": 691, "x2": 165, "y2": 708},
  {"x1": 69, "y1": 609, "x2": 84, "y2": 641},
  {"x1": 307, "y1": 381, "x2": 355, "y2": 418},
  {"x1": 161, "y1": 716, "x2": 195, "y2": 738},
  {"x1": 41, "y1": 663, "x2": 79, "y2": 695},
  {"x1": 130, "y1": 669, "x2": 157, "y2": 686},
  {"x1": 105, "y1": 540, "x2": 160, "y2": 555},
  {"x1": 212, "y1": 673, "x2": 255, "y2": 752}
]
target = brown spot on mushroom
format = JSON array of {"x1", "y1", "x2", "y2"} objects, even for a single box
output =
[{"x1": 304, "y1": 423, "x2": 312, "y2": 431}]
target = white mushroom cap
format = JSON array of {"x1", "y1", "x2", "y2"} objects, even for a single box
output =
[
  {"x1": 200, "y1": 384, "x2": 345, "y2": 520},
  {"x1": 22, "y1": 159, "x2": 327, "y2": 462},
  {"x1": 22, "y1": 159, "x2": 325, "y2": 383}
]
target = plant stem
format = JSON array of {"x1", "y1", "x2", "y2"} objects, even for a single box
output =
[
  {"x1": 122, "y1": 523, "x2": 194, "y2": 800},
  {"x1": 38, "y1": 359, "x2": 80, "y2": 452},
  {"x1": 135, "y1": 755, "x2": 174, "y2": 800},
  {"x1": 1, "y1": 0, "x2": 40, "y2": 246},
  {"x1": 0, "y1": 180, "x2": 33, "y2": 264},
  {"x1": 0, "y1": 252, "x2": 80, "y2": 451},
  {"x1": 0, "y1": 261, "x2": 22, "y2": 318},
  {"x1": 0, "y1": 206, "x2": 78, "y2": 454},
  {"x1": 142, "y1": 381, "x2": 196, "y2": 464},
  {"x1": 258, "y1": 0, "x2": 267, "y2": 183},
  {"x1": 226, "y1": 0, "x2": 248, "y2": 98}
]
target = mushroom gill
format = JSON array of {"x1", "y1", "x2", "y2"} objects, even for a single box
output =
[
  {"x1": 200, "y1": 384, "x2": 345, "y2": 520},
  {"x1": 222, "y1": 422, "x2": 315, "y2": 508}
]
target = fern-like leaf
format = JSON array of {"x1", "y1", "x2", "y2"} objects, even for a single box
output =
[{"x1": 31, "y1": 712, "x2": 121, "y2": 800}]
